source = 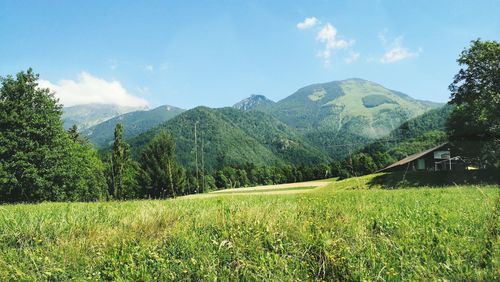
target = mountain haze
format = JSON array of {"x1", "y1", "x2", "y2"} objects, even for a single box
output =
[
  {"x1": 62, "y1": 104, "x2": 148, "y2": 130},
  {"x1": 85, "y1": 105, "x2": 185, "y2": 147}
]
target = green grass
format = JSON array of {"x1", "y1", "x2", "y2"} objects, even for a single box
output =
[{"x1": 0, "y1": 174, "x2": 498, "y2": 281}]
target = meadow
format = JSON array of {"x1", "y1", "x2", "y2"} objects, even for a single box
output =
[{"x1": 0, "y1": 174, "x2": 498, "y2": 281}]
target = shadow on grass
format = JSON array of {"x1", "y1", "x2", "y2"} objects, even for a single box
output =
[{"x1": 369, "y1": 170, "x2": 499, "y2": 189}]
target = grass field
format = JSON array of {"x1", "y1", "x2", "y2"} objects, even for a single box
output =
[{"x1": 0, "y1": 174, "x2": 498, "y2": 281}]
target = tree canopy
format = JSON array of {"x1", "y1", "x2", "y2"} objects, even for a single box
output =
[
  {"x1": 0, "y1": 69, "x2": 107, "y2": 202},
  {"x1": 447, "y1": 39, "x2": 500, "y2": 168}
]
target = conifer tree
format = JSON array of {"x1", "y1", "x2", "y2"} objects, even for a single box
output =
[{"x1": 109, "y1": 123, "x2": 132, "y2": 199}]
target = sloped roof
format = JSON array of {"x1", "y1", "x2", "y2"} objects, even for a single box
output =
[{"x1": 378, "y1": 143, "x2": 449, "y2": 172}]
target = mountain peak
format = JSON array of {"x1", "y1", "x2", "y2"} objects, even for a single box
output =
[{"x1": 233, "y1": 94, "x2": 275, "y2": 111}]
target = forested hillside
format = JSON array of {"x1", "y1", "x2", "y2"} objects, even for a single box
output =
[
  {"x1": 129, "y1": 107, "x2": 330, "y2": 173},
  {"x1": 234, "y1": 78, "x2": 443, "y2": 158}
]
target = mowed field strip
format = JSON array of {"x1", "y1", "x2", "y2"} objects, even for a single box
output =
[{"x1": 183, "y1": 180, "x2": 332, "y2": 198}]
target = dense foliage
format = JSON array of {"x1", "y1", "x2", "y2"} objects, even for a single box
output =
[
  {"x1": 139, "y1": 131, "x2": 186, "y2": 198},
  {"x1": 104, "y1": 123, "x2": 141, "y2": 199},
  {"x1": 129, "y1": 107, "x2": 329, "y2": 173},
  {"x1": 447, "y1": 39, "x2": 500, "y2": 169},
  {"x1": 0, "y1": 69, "x2": 107, "y2": 202}
]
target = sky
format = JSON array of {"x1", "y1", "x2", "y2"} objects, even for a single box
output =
[{"x1": 0, "y1": 0, "x2": 498, "y2": 109}]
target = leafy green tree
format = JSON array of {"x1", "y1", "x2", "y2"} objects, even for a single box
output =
[
  {"x1": 0, "y1": 69, "x2": 107, "y2": 202},
  {"x1": 447, "y1": 39, "x2": 500, "y2": 168},
  {"x1": 214, "y1": 170, "x2": 230, "y2": 188},
  {"x1": 139, "y1": 131, "x2": 185, "y2": 198},
  {"x1": 63, "y1": 136, "x2": 108, "y2": 201}
]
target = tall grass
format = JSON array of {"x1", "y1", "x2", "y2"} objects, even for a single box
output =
[{"x1": 0, "y1": 175, "x2": 498, "y2": 281}]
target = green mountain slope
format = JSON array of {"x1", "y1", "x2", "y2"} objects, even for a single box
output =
[
  {"x1": 62, "y1": 104, "x2": 147, "y2": 130},
  {"x1": 85, "y1": 105, "x2": 185, "y2": 147},
  {"x1": 263, "y1": 78, "x2": 443, "y2": 158},
  {"x1": 129, "y1": 107, "x2": 329, "y2": 172},
  {"x1": 269, "y1": 78, "x2": 441, "y2": 137}
]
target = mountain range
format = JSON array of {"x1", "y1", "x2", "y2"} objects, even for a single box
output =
[
  {"x1": 62, "y1": 104, "x2": 148, "y2": 130},
  {"x1": 84, "y1": 105, "x2": 185, "y2": 147},
  {"x1": 66, "y1": 78, "x2": 445, "y2": 169},
  {"x1": 128, "y1": 107, "x2": 329, "y2": 172}
]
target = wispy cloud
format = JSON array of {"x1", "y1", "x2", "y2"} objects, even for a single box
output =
[
  {"x1": 144, "y1": 65, "x2": 154, "y2": 72},
  {"x1": 344, "y1": 51, "x2": 360, "y2": 64},
  {"x1": 296, "y1": 17, "x2": 319, "y2": 30},
  {"x1": 316, "y1": 23, "x2": 354, "y2": 65},
  {"x1": 379, "y1": 33, "x2": 421, "y2": 64},
  {"x1": 38, "y1": 72, "x2": 149, "y2": 107}
]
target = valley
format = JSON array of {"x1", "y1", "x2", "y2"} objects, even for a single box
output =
[{"x1": 2, "y1": 3, "x2": 498, "y2": 281}]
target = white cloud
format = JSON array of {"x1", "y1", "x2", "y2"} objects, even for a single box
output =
[
  {"x1": 379, "y1": 35, "x2": 420, "y2": 64},
  {"x1": 344, "y1": 51, "x2": 360, "y2": 64},
  {"x1": 38, "y1": 72, "x2": 149, "y2": 107},
  {"x1": 297, "y1": 17, "x2": 319, "y2": 30},
  {"x1": 316, "y1": 23, "x2": 354, "y2": 65},
  {"x1": 144, "y1": 65, "x2": 154, "y2": 72}
]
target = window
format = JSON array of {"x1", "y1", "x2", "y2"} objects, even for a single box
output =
[{"x1": 417, "y1": 159, "x2": 425, "y2": 170}]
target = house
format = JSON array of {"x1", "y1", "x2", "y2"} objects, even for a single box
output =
[{"x1": 378, "y1": 143, "x2": 466, "y2": 172}]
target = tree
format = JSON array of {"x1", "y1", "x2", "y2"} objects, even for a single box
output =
[
  {"x1": 110, "y1": 123, "x2": 127, "y2": 198},
  {"x1": 447, "y1": 39, "x2": 500, "y2": 168},
  {"x1": 0, "y1": 69, "x2": 107, "y2": 202},
  {"x1": 106, "y1": 123, "x2": 140, "y2": 200},
  {"x1": 64, "y1": 135, "x2": 108, "y2": 201},
  {"x1": 139, "y1": 131, "x2": 185, "y2": 198}
]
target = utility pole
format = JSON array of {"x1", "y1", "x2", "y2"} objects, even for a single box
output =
[
  {"x1": 194, "y1": 121, "x2": 199, "y2": 192},
  {"x1": 201, "y1": 129, "x2": 205, "y2": 193}
]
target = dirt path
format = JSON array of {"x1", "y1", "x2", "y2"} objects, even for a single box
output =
[{"x1": 182, "y1": 180, "x2": 332, "y2": 199}]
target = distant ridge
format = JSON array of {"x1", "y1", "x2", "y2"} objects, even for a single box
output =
[
  {"x1": 62, "y1": 103, "x2": 148, "y2": 130},
  {"x1": 233, "y1": 94, "x2": 275, "y2": 111},
  {"x1": 128, "y1": 106, "x2": 329, "y2": 172},
  {"x1": 85, "y1": 105, "x2": 185, "y2": 147}
]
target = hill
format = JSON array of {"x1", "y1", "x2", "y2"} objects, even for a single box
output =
[
  {"x1": 268, "y1": 78, "x2": 441, "y2": 136},
  {"x1": 62, "y1": 104, "x2": 147, "y2": 130},
  {"x1": 129, "y1": 107, "x2": 329, "y2": 172},
  {"x1": 85, "y1": 105, "x2": 185, "y2": 147},
  {"x1": 261, "y1": 78, "x2": 443, "y2": 157},
  {"x1": 233, "y1": 94, "x2": 275, "y2": 111}
]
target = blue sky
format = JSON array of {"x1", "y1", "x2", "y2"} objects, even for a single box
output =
[{"x1": 0, "y1": 0, "x2": 498, "y2": 109}]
